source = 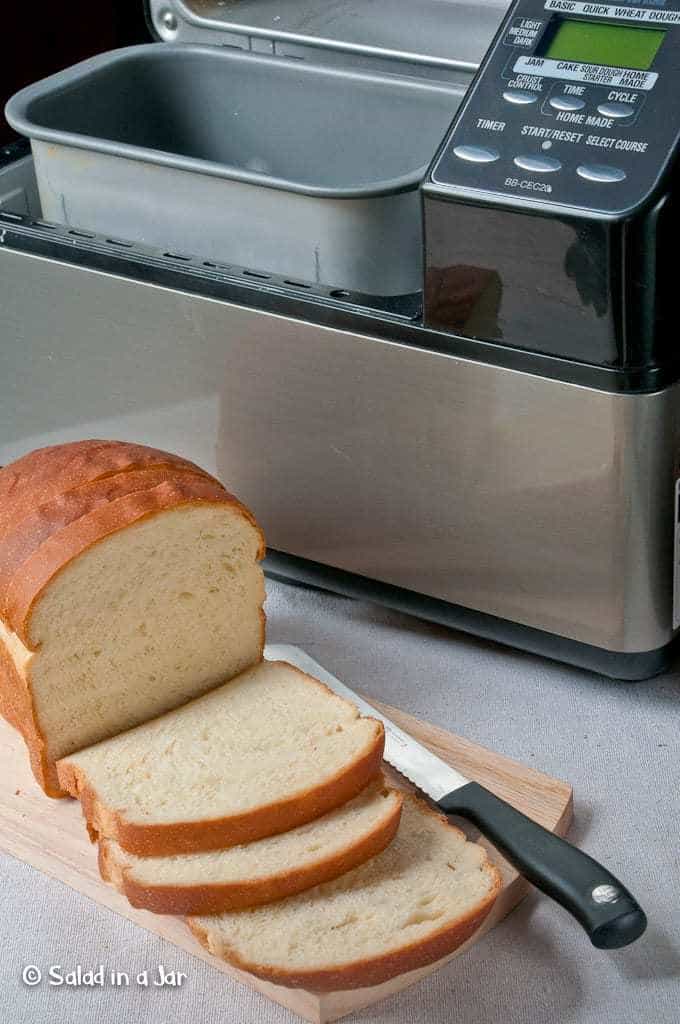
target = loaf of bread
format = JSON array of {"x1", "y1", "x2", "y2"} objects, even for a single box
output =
[
  {"x1": 98, "y1": 777, "x2": 402, "y2": 914},
  {"x1": 58, "y1": 660, "x2": 385, "y2": 855},
  {"x1": 2, "y1": 438, "x2": 501, "y2": 998},
  {"x1": 189, "y1": 795, "x2": 501, "y2": 991},
  {"x1": 0, "y1": 440, "x2": 266, "y2": 796}
]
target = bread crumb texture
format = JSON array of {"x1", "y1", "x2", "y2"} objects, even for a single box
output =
[
  {"x1": 108, "y1": 780, "x2": 400, "y2": 886},
  {"x1": 27, "y1": 503, "x2": 264, "y2": 761},
  {"x1": 60, "y1": 661, "x2": 382, "y2": 825},
  {"x1": 191, "y1": 796, "x2": 500, "y2": 983}
]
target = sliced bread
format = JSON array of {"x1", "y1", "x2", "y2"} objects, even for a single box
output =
[
  {"x1": 0, "y1": 441, "x2": 265, "y2": 796},
  {"x1": 189, "y1": 795, "x2": 502, "y2": 991},
  {"x1": 98, "y1": 778, "x2": 403, "y2": 915},
  {"x1": 58, "y1": 660, "x2": 385, "y2": 856}
]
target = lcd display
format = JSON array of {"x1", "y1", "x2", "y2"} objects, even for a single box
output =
[{"x1": 544, "y1": 20, "x2": 665, "y2": 70}]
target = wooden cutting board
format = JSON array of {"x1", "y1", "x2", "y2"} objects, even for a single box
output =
[{"x1": 0, "y1": 655, "x2": 573, "y2": 1024}]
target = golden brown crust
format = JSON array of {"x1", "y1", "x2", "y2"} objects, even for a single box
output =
[
  {"x1": 0, "y1": 442, "x2": 265, "y2": 797},
  {"x1": 58, "y1": 716, "x2": 385, "y2": 856},
  {"x1": 187, "y1": 798, "x2": 502, "y2": 991},
  {"x1": 0, "y1": 466, "x2": 225, "y2": 618},
  {"x1": 0, "y1": 440, "x2": 219, "y2": 543},
  {"x1": 0, "y1": 636, "x2": 62, "y2": 796},
  {"x1": 4, "y1": 475, "x2": 264, "y2": 646},
  {"x1": 190, "y1": 893, "x2": 496, "y2": 990},
  {"x1": 97, "y1": 788, "x2": 403, "y2": 915}
]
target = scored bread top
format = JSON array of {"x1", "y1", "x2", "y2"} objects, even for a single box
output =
[
  {"x1": 188, "y1": 794, "x2": 502, "y2": 991},
  {"x1": 57, "y1": 661, "x2": 385, "y2": 856},
  {"x1": 0, "y1": 439, "x2": 219, "y2": 543}
]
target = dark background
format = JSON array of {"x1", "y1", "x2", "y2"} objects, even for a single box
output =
[{"x1": 0, "y1": 3, "x2": 149, "y2": 143}]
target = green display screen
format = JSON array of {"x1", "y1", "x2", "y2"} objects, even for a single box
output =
[{"x1": 544, "y1": 20, "x2": 665, "y2": 70}]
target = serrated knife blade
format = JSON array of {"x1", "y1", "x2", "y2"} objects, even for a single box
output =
[
  {"x1": 266, "y1": 643, "x2": 467, "y2": 800},
  {"x1": 265, "y1": 644, "x2": 647, "y2": 949}
]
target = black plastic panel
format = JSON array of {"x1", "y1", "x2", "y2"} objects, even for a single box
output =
[
  {"x1": 423, "y1": 0, "x2": 680, "y2": 369},
  {"x1": 428, "y1": 0, "x2": 680, "y2": 214},
  {"x1": 424, "y1": 198, "x2": 625, "y2": 364}
]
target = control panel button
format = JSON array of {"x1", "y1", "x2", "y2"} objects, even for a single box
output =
[
  {"x1": 503, "y1": 88, "x2": 538, "y2": 105},
  {"x1": 577, "y1": 164, "x2": 627, "y2": 183},
  {"x1": 453, "y1": 144, "x2": 500, "y2": 164},
  {"x1": 596, "y1": 101, "x2": 635, "y2": 119},
  {"x1": 513, "y1": 154, "x2": 562, "y2": 173},
  {"x1": 549, "y1": 95, "x2": 586, "y2": 112}
]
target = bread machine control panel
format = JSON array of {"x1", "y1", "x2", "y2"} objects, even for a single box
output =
[{"x1": 429, "y1": 0, "x2": 680, "y2": 212}]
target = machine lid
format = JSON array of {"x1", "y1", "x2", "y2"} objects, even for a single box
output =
[{"x1": 145, "y1": 0, "x2": 511, "y2": 75}]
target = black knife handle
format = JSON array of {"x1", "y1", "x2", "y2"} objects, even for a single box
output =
[{"x1": 439, "y1": 782, "x2": 646, "y2": 949}]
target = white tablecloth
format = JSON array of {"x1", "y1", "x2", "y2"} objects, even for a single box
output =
[{"x1": 1, "y1": 578, "x2": 678, "y2": 1024}]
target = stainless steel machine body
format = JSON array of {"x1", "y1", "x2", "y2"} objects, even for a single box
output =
[
  {"x1": 2, "y1": 0, "x2": 679, "y2": 678},
  {"x1": 1, "y1": 228, "x2": 677, "y2": 676}
]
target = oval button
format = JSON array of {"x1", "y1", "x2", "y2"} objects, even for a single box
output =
[
  {"x1": 453, "y1": 144, "x2": 500, "y2": 164},
  {"x1": 597, "y1": 101, "x2": 634, "y2": 119},
  {"x1": 549, "y1": 95, "x2": 586, "y2": 112},
  {"x1": 577, "y1": 163, "x2": 627, "y2": 183},
  {"x1": 513, "y1": 155, "x2": 562, "y2": 173},
  {"x1": 503, "y1": 88, "x2": 538, "y2": 105}
]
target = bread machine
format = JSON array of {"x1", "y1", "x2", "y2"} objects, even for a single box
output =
[{"x1": 2, "y1": 0, "x2": 679, "y2": 679}]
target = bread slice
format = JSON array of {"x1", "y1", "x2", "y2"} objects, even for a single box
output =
[
  {"x1": 189, "y1": 795, "x2": 501, "y2": 991},
  {"x1": 0, "y1": 442, "x2": 265, "y2": 796},
  {"x1": 98, "y1": 778, "x2": 403, "y2": 915},
  {"x1": 58, "y1": 661, "x2": 385, "y2": 856}
]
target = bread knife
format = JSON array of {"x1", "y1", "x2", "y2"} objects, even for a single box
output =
[{"x1": 266, "y1": 646, "x2": 647, "y2": 949}]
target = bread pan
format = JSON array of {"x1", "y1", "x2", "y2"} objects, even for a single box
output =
[{"x1": 5, "y1": 44, "x2": 464, "y2": 294}]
